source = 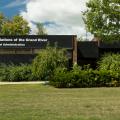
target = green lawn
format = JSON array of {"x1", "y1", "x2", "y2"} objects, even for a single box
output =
[{"x1": 0, "y1": 85, "x2": 120, "y2": 120}]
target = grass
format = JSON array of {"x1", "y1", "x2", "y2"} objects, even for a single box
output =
[{"x1": 0, "y1": 85, "x2": 120, "y2": 120}]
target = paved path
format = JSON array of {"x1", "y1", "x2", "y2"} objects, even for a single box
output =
[{"x1": 0, "y1": 81, "x2": 49, "y2": 85}]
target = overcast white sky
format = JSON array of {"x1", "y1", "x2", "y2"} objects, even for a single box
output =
[{"x1": 20, "y1": 0, "x2": 93, "y2": 39}]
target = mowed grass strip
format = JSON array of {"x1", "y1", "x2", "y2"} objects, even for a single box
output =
[{"x1": 0, "y1": 85, "x2": 120, "y2": 120}]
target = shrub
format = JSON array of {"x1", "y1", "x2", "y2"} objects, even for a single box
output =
[
  {"x1": 98, "y1": 53, "x2": 120, "y2": 72},
  {"x1": 0, "y1": 64, "x2": 32, "y2": 82},
  {"x1": 50, "y1": 67, "x2": 70, "y2": 88},
  {"x1": 0, "y1": 63, "x2": 11, "y2": 81},
  {"x1": 50, "y1": 64, "x2": 120, "y2": 88},
  {"x1": 50, "y1": 64, "x2": 96, "y2": 88},
  {"x1": 32, "y1": 46, "x2": 68, "y2": 81},
  {"x1": 9, "y1": 64, "x2": 32, "y2": 82},
  {"x1": 0, "y1": 46, "x2": 68, "y2": 82},
  {"x1": 50, "y1": 64, "x2": 83, "y2": 88}
]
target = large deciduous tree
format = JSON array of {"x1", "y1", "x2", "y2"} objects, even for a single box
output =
[
  {"x1": 0, "y1": 13, "x2": 30, "y2": 35},
  {"x1": 83, "y1": 0, "x2": 120, "y2": 41}
]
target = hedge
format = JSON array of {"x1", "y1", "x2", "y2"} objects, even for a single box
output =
[{"x1": 50, "y1": 66, "x2": 120, "y2": 88}]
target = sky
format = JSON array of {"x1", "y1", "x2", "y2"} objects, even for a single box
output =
[{"x1": 0, "y1": 0, "x2": 93, "y2": 39}]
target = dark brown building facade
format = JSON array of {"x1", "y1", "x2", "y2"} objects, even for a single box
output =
[
  {"x1": 0, "y1": 35, "x2": 119, "y2": 68},
  {"x1": 0, "y1": 35, "x2": 77, "y2": 65}
]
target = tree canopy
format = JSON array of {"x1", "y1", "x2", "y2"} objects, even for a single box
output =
[
  {"x1": 83, "y1": 0, "x2": 120, "y2": 41},
  {"x1": 0, "y1": 13, "x2": 30, "y2": 35},
  {"x1": 36, "y1": 23, "x2": 47, "y2": 35}
]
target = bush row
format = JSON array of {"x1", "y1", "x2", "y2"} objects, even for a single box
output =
[
  {"x1": 50, "y1": 64, "x2": 120, "y2": 88},
  {"x1": 0, "y1": 64, "x2": 33, "y2": 82},
  {"x1": 1, "y1": 47, "x2": 120, "y2": 88}
]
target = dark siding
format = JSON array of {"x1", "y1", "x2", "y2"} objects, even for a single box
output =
[
  {"x1": 0, "y1": 54, "x2": 36, "y2": 65},
  {"x1": 77, "y1": 41, "x2": 98, "y2": 58},
  {"x1": 77, "y1": 41, "x2": 98, "y2": 68}
]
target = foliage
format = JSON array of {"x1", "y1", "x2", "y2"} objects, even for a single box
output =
[
  {"x1": 50, "y1": 67, "x2": 69, "y2": 88},
  {"x1": 0, "y1": 64, "x2": 32, "y2": 82},
  {"x1": 83, "y1": 0, "x2": 120, "y2": 41},
  {"x1": 0, "y1": 13, "x2": 4, "y2": 32},
  {"x1": 0, "y1": 13, "x2": 30, "y2": 35},
  {"x1": 32, "y1": 46, "x2": 68, "y2": 81},
  {"x1": 0, "y1": 46, "x2": 68, "y2": 82},
  {"x1": 36, "y1": 23, "x2": 47, "y2": 35},
  {"x1": 98, "y1": 53, "x2": 120, "y2": 72},
  {"x1": 0, "y1": 63, "x2": 11, "y2": 81},
  {"x1": 9, "y1": 64, "x2": 32, "y2": 82},
  {"x1": 50, "y1": 64, "x2": 120, "y2": 88}
]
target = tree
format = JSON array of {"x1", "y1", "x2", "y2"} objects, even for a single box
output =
[
  {"x1": 32, "y1": 46, "x2": 68, "y2": 80},
  {"x1": 0, "y1": 13, "x2": 4, "y2": 30},
  {"x1": 36, "y1": 23, "x2": 47, "y2": 35},
  {"x1": 0, "y1": 13, "x2": 30, "y2": 35},
  {"x1": 77, "y1": 36, "x2": 85, "y2": 41},
  {"x1": 83, "y1": 0, "x2": 120, "y2": 41}
]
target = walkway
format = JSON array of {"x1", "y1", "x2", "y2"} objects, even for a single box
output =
[{"x1": 0, "y1": 81, "x2": 49, "y2": 85}]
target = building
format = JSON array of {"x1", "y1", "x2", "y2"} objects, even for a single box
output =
[
  {"x1": 0, "y1": 35, "x2": 77, "y2": 65},
  {"x1": 0, "y1": 35, "x2": 119, "y2": 68}
]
